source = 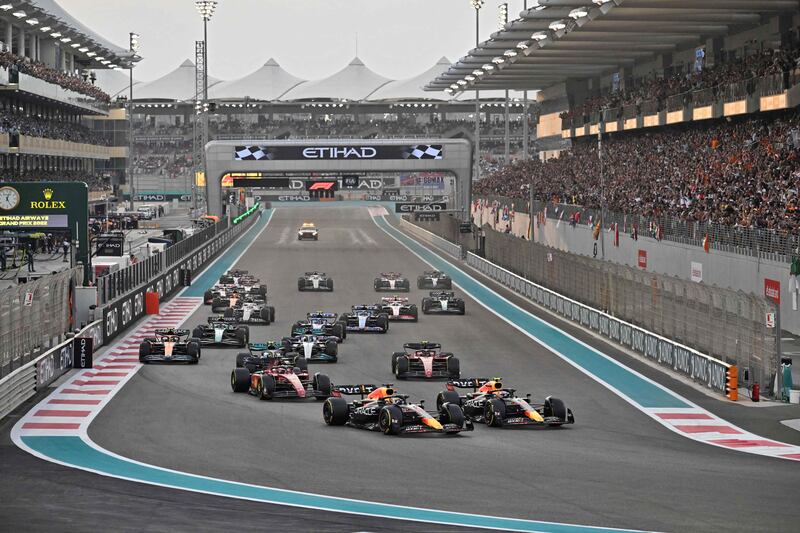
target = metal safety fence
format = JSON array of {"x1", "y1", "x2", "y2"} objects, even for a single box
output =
[
  {"x1": 96, "y1": 216, "x2": 231, "y2": 305},
  {"x1": 0, "y1": 268, "x2": 81, "y2": 378}
]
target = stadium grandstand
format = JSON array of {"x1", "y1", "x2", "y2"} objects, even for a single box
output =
[{"x1": 0, "y1": 0, "x2": 138, "y2": 202}]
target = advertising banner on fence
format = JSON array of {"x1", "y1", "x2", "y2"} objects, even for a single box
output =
[
  {"x1": 73, "y1": 337, "x2": 93, "y2": 369},
  {"x1": 36, "y1": 343, "x2": 72, "y2": 390},
  {"x1": 765, "y1": 278, "x2": 781, "y2": 304},
  {"x1": 690, "y1": 262, "x2": 703, "y2": 283}
]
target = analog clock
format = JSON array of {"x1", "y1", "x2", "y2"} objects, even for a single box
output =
[{"x1": 0, "y1": 186, "x2": 20, "y2": 210}]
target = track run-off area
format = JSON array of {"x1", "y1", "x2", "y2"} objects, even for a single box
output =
[{"x1": 8, "y1": 205, "x2": 800, "y2": 533}]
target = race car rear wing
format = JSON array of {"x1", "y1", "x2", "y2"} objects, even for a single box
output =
[
  {"x1": 352, "y1": 304, "x2": 381, "y2": 311},
  {"x1": 208, "y1": 316, "x2": 237, "y2": 324},
  {"x1": 429, "y1": 291, "x2": 456, "y2": 298},
  {"x1": 308, "y1": 312, "x2": 337, "y2": 319},
  {"x1": 446, "y1": 378, "x2": 494, "y2": 391},
  {"x1": 332, "y1": 384, "x2": 377, "y2": 398},
  {"x1": 154, "y1": 328, "x2": 191, "y2": 337},
  {"x1": 248, "y1": 342, "x2": 281, "y2": 353},
  {"x1": 403, "y1": 341, "x2": 442, "y2": 350}
]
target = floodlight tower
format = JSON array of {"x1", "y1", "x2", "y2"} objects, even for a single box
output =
[
  {"x1": 470, "y1": 0, "x2": 484, "y2": 188},
  {"x1": 195, "y1": 0, "x2": 218, "y2": 212},
  {"x1": 128, "y1": 32, "x2": 140, "y2": 211}
]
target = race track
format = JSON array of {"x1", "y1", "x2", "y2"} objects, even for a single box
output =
[{"x1": 11, "y1": 206, "x2": 800, "y2": 532}]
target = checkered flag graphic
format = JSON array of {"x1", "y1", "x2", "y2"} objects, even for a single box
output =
[
  {"x1": 234, "y1": 146, "x2": 272, "y2": 161},
  {"x1": 403, "y1": 144, "x2": 443, "y2": 160}
]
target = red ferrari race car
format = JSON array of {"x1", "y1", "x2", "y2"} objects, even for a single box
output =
[
  {"x1": 391, "y1": 341, "x2": 460, "y2": 380},
  {"x1": 230, "y1": 362, "x2": 331, "y2": 401}
]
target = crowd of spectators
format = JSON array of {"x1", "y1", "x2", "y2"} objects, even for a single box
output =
[
  {"x1": 0, "y1": 109, "x2": 109, "y2": 145},
  {"x1": 563, "y1": 44, "x2": 800, "y2": 120},
  {"x1": 474, "y1": 110, "x2": 800, "y2": 232},
  {"x1": 0, "y1": 50, "x2": 111, "y2": 103},
  {"x1": 0, "y1": 169, "x2": 111, "y2": 191}
]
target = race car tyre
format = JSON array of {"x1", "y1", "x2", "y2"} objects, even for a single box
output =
[
  {"x1": 485, "y1": 398, "x2": 506, "y2": 427},
  {"x1": 417, "y1": 277, "x2": 425, "y2": 289},
  {"x1": 259, "y1": 308, "x2": 271, "y2": 325},
  {"x1": 436, "y1": 390, "x2": 462, "y2": 411},
  {"x1": 231, "y1": 368, "x2": 251, "y2": 393},
  {"x1": 409, "y1": 305, "x2": 419, "y2": 321},
  {"x1": 395, "y1": 356, "x2": 409, "y2": 379},
  {"x1": 220, "y1": 275, "x2": 234, "y2": 284},
  {"x1": 421, "y1": 298, "x2": 431, "y2": 314},
  {"x1": 326, "y1": 278, "x2": 334, "y2": 291},
  {"x1": 190, "y1": 338, "x2": 202, "y2": 358},
  {"x1": 458, "y1": 302, "x2": 466, "y2": 315},
  {"x1": 323, "y1": 397, "x2": 349, "y2": 425},
  {"x1": 212, "y1": 297, "x2": 222, "y2": 309},
  {"x1": 544, "y1": 396, "x2": 568, "y2": 426},
  {"x1": 138, "y1": 340, "x2": 151, "y2": 361},
  {"x1": 268, "y1": 306, "x2": 276, "y2": 323},
  {"x1": 390, "y1": 351, "x2": 404, "y2": 373},
  {"x1": 258, "y1": 286, "x2": 267, "y2": 297},
  {"x1": 447, "y1": 357, "x2": 460, "y2": 378},
  {"x1": 379, "y1": 405, "x2": 403, "y2": 435},
  {"x1": 187, "y1": 341, "x2": 200, "y2": 358},
  {"x1": 325, "y1": 339, "x2": 338, "y2": 358},
  {"x1": 203, "y1": 290, "x2": 213, "y2": 303},
  {"x1": 294, "y1": 357, "x2": 308, "y2": 372},
  {"x1": 192, "y1": 326, "x2": 204, "y2": 339},
  {"x1": 235, "y1": 352, "x2": 248, "y2": 368},
  {"x1": 312, "y1": 373, "x2": 332, "y2": 398},
  {"x1": 376, "y1": 314, "x2": 389, "y2": 333},
  {"x1": 223, "y1": 307, "x2": 235, "y2": 318},
  {"x1": 297, "y1": 278, "x2": 305, "y2": 291},
  {"x1": 332, "y1": 323, "x2": 345, "y2": 342},
  {"x1": 235, "y1": 328, "x2": 248, "y2": 346},
  {"x1": 258, "y1": 374, "x2": 276, "y2": 400},
  {"x1": 439, "y1": 403, "x2": 465, "y2": 428},
  {"x1": 402, "y1": 279, "x2": 411, "y2": 291}
]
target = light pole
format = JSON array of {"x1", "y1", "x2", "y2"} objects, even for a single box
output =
[
  {"x1": 498, "y1": 3, "x2": 509, "y2": 164},
  {"x1": 127, "y1": 32, "x2": 140, "y2": 211},
  {"x1": 470, "y1": 0, "x2": 483, "y2": 219},
  {"x1": 195, "y1": 0, "x2": 218, "y2": 213},
  {"x1": 522, "y1": 0, "x2": 529, "y2": 160}
]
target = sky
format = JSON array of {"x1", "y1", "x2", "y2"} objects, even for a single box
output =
[{"x1": 58, "y1": 0, "x2": 533, "y2": 84}]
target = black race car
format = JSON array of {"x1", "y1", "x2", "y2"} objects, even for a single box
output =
[
  {"x1": 235, "y1": 342, "x2": 307, "y2": 373},
  {"x1": 219, "y1": 269, "x2": 259, "y2": 285},
  {"x1": 139, "y1": 328, "x2": 201, "y2": 364},
  {"x1": 379, "y1": 296, "x2": 418, "y2": 322},
  {"x1": 192, "y1": 316, "x2": 249, "y2": 347},
  {"x1": 417, "y1": 270, "x2": 453, "y2": 290},
  {"x1": 282, "y1": 334, "x2": 338, "y2": 363},
  {"x1": 391, "y1": 341, "x2": 460, "y2": 380},
  {"x1": 374, "y1": 272, "x2": 410, "y2": 292},
  {"x1": 322, "y1": 384, "x2": 472, "y2": 435},
  {"x1": 421, "y1": 291, "x2": 465, "y2": 315},
  {"x1": 298, "y1": 272, "x2": 334, "y2": 291},
  {"x1": 436, "y1": 378, "x2": 575, "y2": 428},
  {"x1": 291, "y1": 312, "x2": 346, "y2": 342},
  {"x1": 340, "y1": 305, "x2": 389, "y2": 333},
  {"x1": 224, "y1": 297, "x2": 275, "y2": 325}
]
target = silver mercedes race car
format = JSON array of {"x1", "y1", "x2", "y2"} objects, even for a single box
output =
[
  {"x1": 421, "y1": 291, "x2": 465, "y2": 315},
  {"x1": 298, "y1": 271, "x2": 334, "y2": 291},
  {"x1": 223, "y1": 297, "x2": 276, "y2": 325},
  {"x1": 192, "y1": 316, "x2": 249, "y2": 347},
  {"x1": 417, "y1": 270, "x2": 453, "y2": 290},
  {"x1": 374, "y1": 272, "x2": 410, "y2": 292}
]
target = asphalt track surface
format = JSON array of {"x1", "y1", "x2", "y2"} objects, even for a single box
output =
[{"x1": 4, "y1": 206, "x2": 799, "y2": 532}]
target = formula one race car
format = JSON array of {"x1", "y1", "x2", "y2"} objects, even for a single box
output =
[
  {"x1": 219, "y1": 269, "x2": 260, "y2": 286},
  {"x1": 391, "y1": 341, "x2": 460, "y2": 380},
  {"x1": 282, "y1": 334, "x2": 338, "y2": 363},
  {"x1": 235, "y1": 342, "x2": 307, "y2": 373},
  {"x1": 139, "y1": 328, "x2": 201, "y2": 364},
  {"x1": 297, "y1": 222, "x2": 319, "y2": 241},
  {"x1": 436, "y1": 378, "x2": 575, "y2": 428},
  {"x1": 205, "y1": 285, "x2": 267, "y2": 311},
  {"x1": 291, "y1": 312, "x2": 346, "y2": 342},
  {"x1": 223, "y1": 297, "x2": 275, "y2": 325},
  {"x1": 192, "y1": 316, "x2": 249, "y2": 347},
  {"x1": 417, "y1": 270, "x2": 453, "y2": 290},
  {"x1": 339, "y1": 305, "x2": 389, "y2": 333},
  {"x1": 421, "y1": 291, "x2": 465, "y2": 315},
  {"x1": 379, "y1": 296, "x2": 418, "y2": 322},
  {"x1": 298, "y1": 271, "x2": 334, "y2": 291},
  {"x1": 231, "y1": 365, "x2": 332, "y2": 401},
  {"x1": 374, "y1": 272, "x2": 410, "y2": 292},
  {"x1": 322, "y1": 384, "x2": 472, "y2": 435}
]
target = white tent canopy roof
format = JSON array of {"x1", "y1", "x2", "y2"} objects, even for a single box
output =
[
  {"x1": 279, "y1": 57, "x2": 391, "y2": 102},
  {"x1": 133, "y1": 59, "x2": 221, "y2": 101},
  {"x1": 367, "y1": 57, "x2": 453, "y2": 102},
  {"x1": 94, "y1": 69, "x2": 141, "y2": 99},
  {"x1": 209, "y1": 58, "x2": 304, "y2": 101}
]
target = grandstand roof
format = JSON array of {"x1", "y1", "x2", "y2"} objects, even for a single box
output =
[
  {"x1": 208, "y1": 58, "x2": 305, "y2": 101},
  {"x1": 280, "y1": 57, "x2": 392, "y2": 102},
  {"x1": 94, "y1": 68, "x2": 141, "y2": 99},
  {"x1": 426, "y1": 0, "x2": 799, "y2": 92},
  {"x1": 133, "y1": 59, "x2": 221, "y2": 101},
  {"x1": 367, "y1": 57, "x2": 453, "y2": 102},
  {"x1": 21, "y1": 0, "x2": 137, "y2": 68}
]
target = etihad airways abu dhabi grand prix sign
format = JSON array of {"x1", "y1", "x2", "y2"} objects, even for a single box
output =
[{"x1": 234, "y1": 144, "x2": 444, "y2": 161}]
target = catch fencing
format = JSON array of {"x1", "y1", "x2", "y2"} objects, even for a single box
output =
[{"x1": 0, "y1": 268, "x2": 81, "y2": 379}]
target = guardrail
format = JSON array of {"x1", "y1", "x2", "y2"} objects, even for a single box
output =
[
  {"x1": 0, "y1": 319, "x2": 104, "y2": 420},
  {"x1": 466, "y1": 252, "x2": 733, "y2": 396},
  {"x1": 398, "y1": 217, "x2": 462, "y2": 259},
  {"x1": 101, "y1": 207, "x2": 261, "y2": 343}
]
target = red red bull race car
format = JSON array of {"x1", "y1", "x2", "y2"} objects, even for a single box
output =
[
  {"x1": 391, "y1": 341, "x2": 460, "y2": 380},
  {"x1": 322, "y1": 384, "x2": 472, "y2": 435},
  {"x1": 436, "y1": 378, "x2": 575, "y2": 428}
]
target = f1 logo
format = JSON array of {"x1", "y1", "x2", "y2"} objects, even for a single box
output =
[{"x1": 308, "y1": 181, "x2": 335, "y2": 191}]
